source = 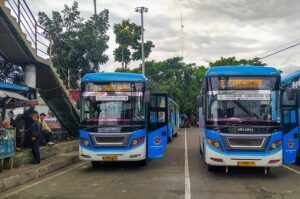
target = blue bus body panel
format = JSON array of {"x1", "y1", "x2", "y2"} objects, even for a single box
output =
[
  {"x1": 204, "y1": 129, "x2": 282, "y2": 156},
  {"x1": 79, "y1": 129, "x2": 146, "y2": 152},
  {"x1": 205, "y1": 66, "x2": 280, "y2": 77},
  {"x1": 283, "y1": 127, "x2": 299, "y2": 164},
  {"x1": 281, "y1": 70, "x2": 300, "y2": 86},
  {"x1": 148, "y1": 125, "x2": 168, "y2": 159},
  {"x1": 81, "y1": 72, "x2": 147, "y2": 82}
]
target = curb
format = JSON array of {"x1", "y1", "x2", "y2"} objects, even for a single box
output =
[{"x1": 0, "y1": 152, "x2": 79, "y2": 193}]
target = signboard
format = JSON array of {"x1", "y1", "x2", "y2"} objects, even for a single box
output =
[
  {"x1": 0, "y1": 128, "x2": 16, "y2": 159},
  {"x1": 86, "y1": 82, "x2": 132, "y2": 92},
  {"x1": 217, "y1": 94, "x2": 270, "y2": 101},
  {"x1": 220, "y1": 79, "x2": 263, "y2": 89},
  {"x1": 96, "y1": 96, "x2": 129, "y2": 101},
  {"x1": 6, "y1": 100, "x2": 38, "y2": 109},
  {"x1": 216, "y1": 90, "x2": 271, "y2": 101}
]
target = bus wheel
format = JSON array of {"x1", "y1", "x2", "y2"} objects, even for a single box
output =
[
  {"x1": 207, "y1": 164, "x2": 215, "y2": 172},
  {"x1": 138, "y1": 159, "x2": 148, "y2": 167},
  {"x1": 91, "y1": 161, "x2": 101, "y2": 168},
  {"x1": 174, "y1": 132, "x2": 178, "y2": 137}
]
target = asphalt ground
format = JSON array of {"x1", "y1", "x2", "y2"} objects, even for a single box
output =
[{"x1": 1, "y1": 128, "x2": 300, "y2": 199}]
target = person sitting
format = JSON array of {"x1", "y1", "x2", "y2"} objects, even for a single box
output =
[{"x1": 39, "y1": 113, "x2": 55, "y2": 146}]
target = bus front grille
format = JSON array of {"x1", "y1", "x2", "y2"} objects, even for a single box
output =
[
  {"x1": 95, "y1": 137, "x2": 125, "y2": 144},
  {"x1": 220, "y1": 134, "x2": 270, "y2": 151},
  {"x1": 90, "y1": 132, "x2": 132, "y2": 148}
]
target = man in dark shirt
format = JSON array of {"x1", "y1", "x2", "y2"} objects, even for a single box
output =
[
  {"x1": 22, "y1": 107, "x2": 35, "y2": 148},
  {"x1": 30, "y1": 111, "x2": 42, "y2": 164}
]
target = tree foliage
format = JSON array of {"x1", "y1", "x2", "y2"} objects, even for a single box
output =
[
  {"x1": 38, "y1": 1, "x2": 110, "y2": 88},
  {"x1": 113, "y1": 20, "x2": 154, "y2": 69},
  {"x1": 115, "y1": 57, "x2": 207, "y2": 117},
  {"x1": 0, "y1": 55, "x2": 24, "y2": 84},
  {"x1": 209, "y1": 56, "x2": 266, "y2": 67}
]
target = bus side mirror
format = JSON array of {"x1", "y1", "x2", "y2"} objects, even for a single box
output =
[
  {"x1": 197, "y1": 95, "x2": 203, "y2": 107},
  {"x1": 144, "y1": 92, "x2": 150, "y2": 103},
  {"x1": 287, "y1": 88, "x2": 297, "y2": 100}
]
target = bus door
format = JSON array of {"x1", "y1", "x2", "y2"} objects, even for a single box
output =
[
  {"x1": 282, "y1": 89, "x2": 299, "y2": 164},
  {"x1": 147, "y1": 93, "x2": 168, "y2": 159}
]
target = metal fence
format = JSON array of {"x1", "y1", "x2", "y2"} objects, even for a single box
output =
[{"x1": 5, "y1": 0, "x2": 49, "y2": 58}]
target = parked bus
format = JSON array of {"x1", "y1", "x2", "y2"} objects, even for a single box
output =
[
  {"x1": 168, "y1": 98, "x2": 180, "y2": 141},
  {"x1": 197, "y1": 66, "x2": 298, "y2": 174},
  {"x1": 281, "y1": 70, "x2": 300, "y2": 159},
  {"x1": 78, "y1": 72, "x2": 178, "y2": 167}
]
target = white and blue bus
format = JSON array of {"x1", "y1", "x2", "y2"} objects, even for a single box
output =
[
  {"x1": 197, "y1": 66, "x2": 299, "y2": 174},
  {"x1": 78, "y1": 73, "x2": 178, "y2": 167},
  {"x1": 281, "y1": 70, "x2": 300, "y2": 160}
]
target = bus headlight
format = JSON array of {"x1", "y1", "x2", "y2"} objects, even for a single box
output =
[
  {"x1": 269, "y1": 140, "x2": 281, "y2": 152},
  {"x1": 207, "y1": 138, "x2": 222, "y2": 151},
  {"x1": 80, "y1": 137, "x2": 90, "y2": 148},
  {"x1": 130, "y1": 136, "x2": 145, "y2": 148}
]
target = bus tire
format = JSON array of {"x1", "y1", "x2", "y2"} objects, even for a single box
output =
[
  {"x1": 138, "y1": 159, "x2": 148, "y2": 167},
  {"x1": 207, "y1": 164, "x2": 215, "y2": 172},
  {"x1": 91, "y1": 161, "x2": 101, "y2": 168},
  {"x1": 174, "y1": 132, "x2": 178, "y2": 137}
]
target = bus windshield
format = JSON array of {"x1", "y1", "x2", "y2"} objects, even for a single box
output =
[
  {"x1": 80, "y1": 82, "x2": 145, "y2": 127},
  {"x1": 206, "y1": 76, "x2": 280, "y2": 126}
]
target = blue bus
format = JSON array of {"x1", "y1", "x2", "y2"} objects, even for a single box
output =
[
  {"x1": 197, "y1": 66, "x2": 298, "y2": 174},
  {"x1": 78, "y1": 72, "x2": 178, "y2": 167},
  {"x1": 281, "y1": 70, "x2": 300, "y2": 160}
]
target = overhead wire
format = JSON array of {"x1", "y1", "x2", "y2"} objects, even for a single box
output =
[{"x1": 257, "y1": 41, "x2": 300, "y2": 60}]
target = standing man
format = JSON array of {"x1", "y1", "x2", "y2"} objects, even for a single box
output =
[
  {"x1": 39, "y1": 113, "x2": 55, "y2": 145},
  {"x1": 22, "y1": 106, "x2": 35, "y2": 148},
  {"x1": 30, "y1": 111, "x2": 42, "y2": 164}
]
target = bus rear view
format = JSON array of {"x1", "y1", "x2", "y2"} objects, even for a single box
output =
[{"x1": 198, "y1": 66, "x2": 298, "y2": 174}]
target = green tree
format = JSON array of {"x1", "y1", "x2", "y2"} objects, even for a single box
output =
[
  {"x1": 209, "y1": 56, "x2": 266, "y2": 67},
  {"x1": 0, "y1": 55, "x2": 24, "y2": 84},
  {"x1": 38, "y1": 1, "x2": 110, "y2": 88},
  {"x1": 113, "y1": 20, "x2": 154, "y2": 69},
  {"x1": 115, "y1": 57, "x2": 207, "y2": 117}
]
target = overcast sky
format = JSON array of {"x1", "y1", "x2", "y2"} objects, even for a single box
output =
[{"x1": 26, "y1": 0, "x2": 300, "y2": 76}]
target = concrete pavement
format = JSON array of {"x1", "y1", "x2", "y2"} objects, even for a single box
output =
[{"x1": 1, "y1": 128, "x2": 300, "y2": 199}]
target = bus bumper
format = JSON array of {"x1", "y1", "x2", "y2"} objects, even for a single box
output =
[
  {"x1": 79, "y1": 143, "x2": 147, "y2": 162},
  {"x1": 205, "y1": 145, "x2": 282, "y2": 167}
]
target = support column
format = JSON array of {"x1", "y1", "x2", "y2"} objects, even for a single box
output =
[{"x1": 24, "y1": 64, "x2": 36, "y2": 88}]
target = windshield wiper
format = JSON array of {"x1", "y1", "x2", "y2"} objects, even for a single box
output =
[{"x1": 232, "y1": 100, "x2": 260, "y2": 119}]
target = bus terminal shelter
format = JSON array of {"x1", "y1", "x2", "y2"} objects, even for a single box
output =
[{"x1": 0, "y1": 83, "x2": 36, "y2": 171}]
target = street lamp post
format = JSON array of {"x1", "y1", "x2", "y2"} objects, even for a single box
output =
[{"x1": 135, "y1": 7, "x2": 149, "y2": 76}]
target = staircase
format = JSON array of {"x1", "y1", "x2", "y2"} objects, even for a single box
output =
[{"x1": 0, "y1": 0, "x2": 79, "y2": 135}]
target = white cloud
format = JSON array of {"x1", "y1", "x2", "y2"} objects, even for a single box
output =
[{"x1": 28, "y1": 0, "x2": 300, "y2": 75}]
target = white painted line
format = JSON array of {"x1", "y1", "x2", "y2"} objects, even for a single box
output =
[
  {"x1": 185, "y1": 128, "x2": 191, "y2": 199},
  {"x1": 0, "y1": 162, "x2": 88, "y2": 199},
  {"x1": 282, "y1": 165, "x2": 300, "y2": 175}
]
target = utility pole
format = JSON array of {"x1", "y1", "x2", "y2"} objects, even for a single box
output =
[
  {"x1": 135, "y1": 7, "x2": 149, "y2": 76},
  {"x1": 181, "y1": 10, "x2": 183, "y2": 59},
  {"x1": 93, "y1": 0, "x2": 97, "y2": 15}
]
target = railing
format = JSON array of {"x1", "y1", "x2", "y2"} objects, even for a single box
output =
[{"x1": 5, "y1": 0, "x2": 49, "y2": 58}]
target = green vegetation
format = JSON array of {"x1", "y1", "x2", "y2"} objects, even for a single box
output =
[
  {"x1": 115, "y1": 56, "x2": 267, "y2": 118},
  {"x1": 38, "y1": 1, "x2": 110, "y2": 88},
  {"x1": 113, "y1": 20, "x2": 154, "y2": 69}
]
